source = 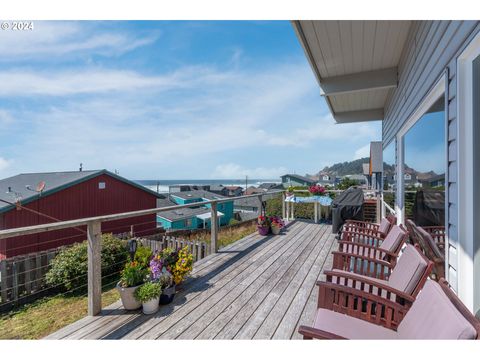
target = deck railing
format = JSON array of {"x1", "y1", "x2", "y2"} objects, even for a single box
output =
[{"x1": 0, "y1": 190, "x2": 285, "y2": 316}]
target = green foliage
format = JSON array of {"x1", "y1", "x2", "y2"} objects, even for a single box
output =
[
  {"x1": 336, "y1": 177, "x2": 360, "y2": 190},
  {"x1": 228, "y1": 218, "x2": 240, "y2": 225},
  {"x1": 134, "y1": 281, "x2": 161, "y2": 302},
  {"x1": 119, "y1": 261, "x2": 148, "y2": 288},
  {"x1": 134, "y1": 246, "x2": 153, "y2": 269},
  {"x1": 45, "y1": 233, "x2": 129, "y2": 291},
  {"x1": 266, "y1": 197, "x2": 316, "y2": 220}
]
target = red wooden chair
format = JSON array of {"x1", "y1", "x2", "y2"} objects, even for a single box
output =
[
  {"x1": 298, "y1": 278, "x2": 480, "y2": 339},
  {"x1": 332, "y1": 224, "x2": 409, "y2": 277},
  {"x1": 406, "y1": 219, "x2": 445, "y2": 279},
  {"x1": 341, "y1": 215, "x2": 396, "y2": 242}
]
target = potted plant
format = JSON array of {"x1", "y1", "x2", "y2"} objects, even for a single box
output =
[
  {"x1": 171, "y1": 246, "x2": 194, "y2": 286},
  {"x1": 159, "y1": 269, "x2": 175, "y2": 305},
  {"x1": 160, "y1": 246, "x2": 193, "y2": 288},
  {"x1": 270, "y1": 216, "x2": 285, "y2": 235},
  {"x1": 150, "y1": 252, "x2": 176, "y2": 305},
  {"x1": 257, "y1": 215, "x2": 271, "y2": 236},
  {"x1": 134, "y1": 281, "x2": 162, "y2": 315},
  {"x1": 309, "y1": 184, "x2": 326, "y2": 196},
  {"x1": 116, "y1": 261, "x2": 148, "y2": 310}
]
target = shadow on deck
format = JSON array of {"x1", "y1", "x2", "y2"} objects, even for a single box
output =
[{"x1": 46, "y1": 220, "x2": 337, "y2": 340}]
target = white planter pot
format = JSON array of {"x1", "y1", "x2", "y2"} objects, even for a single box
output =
[
  {"x1": 142, "y1": 297, "x2": 160, "y2": 315},
  {"x1": 116, "y1": 282, "x2": 142, "y2": 310}
]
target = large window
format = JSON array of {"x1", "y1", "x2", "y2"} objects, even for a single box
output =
[
  {"x1": 402, "y1": 96, "x2": 445, "y2": 226},
  {"x1": 382, "y1": 141, "x2": 396, "y2": 213}
]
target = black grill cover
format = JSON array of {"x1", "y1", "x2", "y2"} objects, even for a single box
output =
[
  {"x1": 413, "y1": 190, "x2": 445, "y2": 226},
  {"x1": 331, "y1": 187, "x2": 364, "y2": 233}
]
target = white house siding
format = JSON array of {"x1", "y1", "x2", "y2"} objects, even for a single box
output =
[{"x1": 382, "y1": 21, "x2": 480, "y2": 298}]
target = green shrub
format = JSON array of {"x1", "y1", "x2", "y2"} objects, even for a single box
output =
[
  {"x1": 45, "y1": 233, "x2": 129, "y2": 291},
  {"x1": 228, "y1": 218, "x2": 240, "y2": 225},
  {"x1": 134, "y1": 245, "x2": 153, "y2": 269},
  {"x1": 134, "y1": 281, "x2": 161, "y2": 302}
]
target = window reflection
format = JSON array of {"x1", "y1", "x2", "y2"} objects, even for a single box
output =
[
  {"x1": 403, "y1": 96, "x2": 445, "y2": 226},
  {"x1": 382, "y1": 141, "x2": 396, "y2": 212}
]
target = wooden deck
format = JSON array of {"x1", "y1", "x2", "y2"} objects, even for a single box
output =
[{"x1": 46, "y1": 220, "x2": 337, "y2": 340}]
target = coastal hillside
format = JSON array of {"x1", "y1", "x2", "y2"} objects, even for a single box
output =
[{"x1": 319, "y1": 157, "x2": 370, "y2": 176}]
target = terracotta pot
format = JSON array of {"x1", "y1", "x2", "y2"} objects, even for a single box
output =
[
  {"x1": 142, "y1": 297, "x2": 160, "y2": 315},
  {"x1": 116, "y1": 282, "x2": 142, "y2": 310},
  {"x1": 271, "y1": 226, "x2": 281, "y2": 235},
  {"x1": 257, "y1": 225, "x2": 270, "y2": 236}
]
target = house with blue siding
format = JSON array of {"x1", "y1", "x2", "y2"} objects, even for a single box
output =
[
  {"x1": 294, "y1": 20, "x2": 480, "y2": 316},
  {"x1": 156, "y1": 190, "x2": 233, "y2": 230}
]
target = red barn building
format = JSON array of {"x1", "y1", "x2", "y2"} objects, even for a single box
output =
[{"x1": 0, "y1": 170, "x2": 162, "y2": 259}]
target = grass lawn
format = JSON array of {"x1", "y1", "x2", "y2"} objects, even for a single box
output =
[
  {"x1": 194, "y1": 221, "x2": 257, "y2": 248},
  {"x1": 0, "y1": 287, "x2": 119, "y2": 340}
]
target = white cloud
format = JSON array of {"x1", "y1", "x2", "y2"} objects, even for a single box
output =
[
  {"x1": 0, "y1": 157, "x2": 11, "y2": 173},
  {"x1": 354, "y1": 144, "x2": 371, "y2": 160},
  {"x1": 0, "y1": 22, "x2": 159, "y2": 59},
  {"x1": 0, "y1": 110, "x2": 14, "y2": 125},
  {"x1": 212, "y1": 163, "x2": 287, "y2": 179}
]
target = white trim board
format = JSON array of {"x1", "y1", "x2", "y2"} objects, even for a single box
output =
[{"x1": 456, "y1": 30, "x2": 480, "y2": 313}]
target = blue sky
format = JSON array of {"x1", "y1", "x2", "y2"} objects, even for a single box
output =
[{"x1": 0, "y1": 21, "x2": 381, "y2": 180}]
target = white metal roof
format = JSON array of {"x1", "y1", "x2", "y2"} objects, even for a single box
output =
[
  {"x1": 293, "y1": 21, "x2": 412, "y2": 123},
  {"x1": 196, "y1": 211, "x2": 224, "y2": 221}
]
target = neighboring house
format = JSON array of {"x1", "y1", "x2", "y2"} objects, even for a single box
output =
[
  {"x1": 233, "y1": 197, "x2": 262, "y2": 213},
  {"x1": 168, "y1": 184, "x2": 211, "y2": 193},
  {"x1": 294, "y1": 20, "x2": 480, "y2": 314},
  {"x1": 258, "y1": 182, "x2": 283, "y2": 191},
  {"x1": 224, "y1": 186, "x2": 244, "y2": 197},
  {"x1": 344, "y1": 174, "x2": 367, "y2": 185},
  {"x1": 245, "y1": 186, "x2": 265, "y2": 195},
  {"x1": 280, "y1": 174, "x2": 316, "y2": 188},
  {"x1": 0, "y1": 170, "x2": 161, "y2": 259},
  {"x1": 157, "y1": 190, "x2": 233, "y2": 230},
  {"x1": 317, "y1": 171, "x2": 335, "y2": 186},
  {"x1": 209, "y1": 185, "x2": 229, "y2": 196}
]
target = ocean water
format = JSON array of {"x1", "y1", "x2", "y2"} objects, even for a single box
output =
[{"x1": 134, "y1": 179, "x2": 280, "y2": 193}]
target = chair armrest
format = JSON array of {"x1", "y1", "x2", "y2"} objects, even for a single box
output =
[
  {"x1": 322, "y1": 270, "x2": 415, "y2": 304},
  {"x1": 315, "y1": 280, "x2": 411, "y2": 331},
  {"x1": 337, "y1": 241, "x2": 398, "y2": 261},
  {"x1": 298, "y1": 325, "x2": 346, "y2": 340},
  {"x1": 340, "y1": 228, "x2": 384, "y2": 245},
  {"x1": 331, "y1": 251, "x2": 394, "y2": 279},
  {"x1": 344, "y1": 220, "x2": 380, "y2": 231}
]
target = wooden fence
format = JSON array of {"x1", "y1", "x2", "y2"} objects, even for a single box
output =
[{"x1": 0, "y1": 234, "x2": 208, "y2": 311}]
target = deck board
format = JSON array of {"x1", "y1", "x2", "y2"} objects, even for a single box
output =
[{"x1": 45, "y1": 220, "x2": 336, "y2": 340}]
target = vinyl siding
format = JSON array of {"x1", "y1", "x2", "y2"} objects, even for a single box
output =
[{"x1": 382, "y1": 20, "x2": 480, "y2": 293}]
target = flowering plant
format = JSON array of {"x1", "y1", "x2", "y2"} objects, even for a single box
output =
[
  {"x1": 270, "y1": 216, "x2": 285, "y2": 228},
  {"x1": 171, "y1": 246, "x2": 194, "y2": 285},
  {"x1": 158, "y1": 268, "x2": 174, "y2": 289},
  {"x1": 257, "y1": 215, "x2": 271, "y2": 227},
  {"x1": 309, "y1": 184, "x2": 326, "y2": 196},
  {"x1": 149, "y1": 254, "x2": 163, "y2": 281},
  {"x1": 119, "y1": 261, "x2": 148, "y2": 288}
]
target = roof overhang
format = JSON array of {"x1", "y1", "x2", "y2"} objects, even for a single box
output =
[{"x1": 292, "y1": 20, "x2": 412, "y2": 124}]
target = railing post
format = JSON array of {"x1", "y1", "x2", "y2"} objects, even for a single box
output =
[
  {"x1": 210, "y1": 201, "x2": 218, "y2": 254},
  {"x1": 257, "y1": 195, "x2": 263, "y2": 217},
  {"x1": 281, "y1": 192, "x2": 286, "y2": 219},
  {"x1": 87, "y1": 220, "x2": 102, "y2": 316},
  {"x1": 376, "y1": 192, "x2": 382, "y2": 223}
]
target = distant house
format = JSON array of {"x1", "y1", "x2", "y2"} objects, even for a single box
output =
[
  {"x1": 168, "y1": 184, "x2": 211, "y2": 193},
  {"x1": 317, "y1": 171, "x2": 335, "y2": 186},
  {"x1": 209, "y1": 184, "x2": 229, "y2": 196},
  {"x1": 281, "y1": 174, "x2": 316, "y2": 188},
  {"x1": 245, "y1": 186, "x2": 264, "y2": 195},
  {"x1": 258, "y1": 182, "x2": 283, "y2": 191},
  {"x1": 233, "y1": 197, "x2": 261, "y2": 213},
  {"x1": 157, "y1": 190, "x2": 233, "y2": 230},
  {"x1": 344, "y1": 174, "x2": 368, "y2": 185},
  {"x1": 224, "y1": 186, "x2": 244, "y2": 197},
  {"x1": 0, "y1": 170, "x2": 161, "y2": 259}
]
